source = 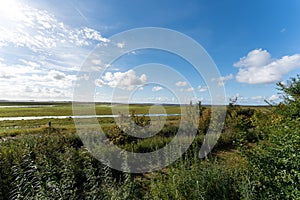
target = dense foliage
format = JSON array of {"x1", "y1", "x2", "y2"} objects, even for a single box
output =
[{"x1": 245, "y1": 76, "x2": 300, "y2": 199}]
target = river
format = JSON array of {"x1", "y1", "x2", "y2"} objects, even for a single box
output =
[{"x1": 0, "y1": 114, "x2": 180, "y2": 121}]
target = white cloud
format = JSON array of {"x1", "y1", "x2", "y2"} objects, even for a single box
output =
[
  {"x1": 0, "y1": 60, "x2": 41, "y2": 76},
  {"x1": 234, "y1": 49, "x2": 271, "y2": 68},
  {"x1": 229, "y1": 94, "x2": 249, "y2": 103},
  {"x1": 235, "y1": 49, "x2": 300, "y2": 84},
  {"x1": 226, "y1": 94, "x2": 282, "y2": 105},
  {"x1": 95, "y1": 79, "x2": 105, "y2": 87},
  {"x1": 0, "y1": 5, "x2": 108, "y2": 51},
  {"x1": 251, "y1": 96, "x2": 263, "y2": 100},
  {"x1": 0, "y1": 1, "x2": 109, "y2": 65},
  {"x1": 186, "y1": 87, "x2": 194, "y2": 92},
  {"x1": 249, "y1": 96, "x2": 265, "y2": 104},
  {"x1": 19, "y1": 59, "x2": 40, "y2": 68},
  {"x1": 91, "y1": 59, "x2": 102, "y2": 65},
  {"x1": 152, "y1": 86, "x2": 163, "y2": 92},
  {"x1": 0, "y1": 1, "x2": 110, "y2": 100},
  {"x1": 211, "y1": 74, "x2": 233, "y2": 86},
  {"x1": 268, "y1": 94, "x2": 280, "y2": 102},
  {"x1": 117, "y1": 42, "x2": 125, "y2": 48},
  {"x1": 198, "y1": 86, "x2": 208, "y2": 92},
  {"x1": 0, "y1": 56, "x2": 77, "y2": 100},
  {"x1": 144, "y1": 96, "x2": 174, "y2": 103},
  {"x1": 81, "y1": 27, "x2": 110, "y2": 43},
  {"x1": 48, "y1": 70, "x2": 66, "y2": 80},
  {"x1": 96, "y1": 70, "x2": 147, "y2": 90},
  {"x1": 180, "y1": 87, "x2": 194, "y2": 92},
  {"x1": 175, "y1": 81, "x2": 187, "y2": 87}
]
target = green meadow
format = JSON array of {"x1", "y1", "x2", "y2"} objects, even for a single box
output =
[{"x1": 0, "y1": 103, "x2": 181, "y2": 117}]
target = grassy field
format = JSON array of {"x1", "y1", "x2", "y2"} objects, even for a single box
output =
[
  {"x1": 0, "y1": 100, "x2": 299, "y2": 199},
  {"x1": 0, "y1": 102, "x2": 182, "y2": 117},
  {"x1": 0, "y1": 102, "x2": 182, "y2": 138}
]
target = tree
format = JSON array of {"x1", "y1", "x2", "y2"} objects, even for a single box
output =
[
  {"x1": 276, "y1": 75, "x2": 300, "y2": 118},
  {"x1": 246, "y1": 75, "x2": 300, "y2": 198}
]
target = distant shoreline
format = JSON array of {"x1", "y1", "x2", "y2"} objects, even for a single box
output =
[{"x1": 0, "y1": 100, "x2": 270, "y2": 107}]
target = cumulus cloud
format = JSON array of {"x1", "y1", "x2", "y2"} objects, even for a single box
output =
[
  {"x1": 152, "y1": 86, "x2": 163, "y2": 92},
  {"x1": 234, "y1": 49, "x2": 271, "y2": 68},
  {"x1": 175, "y1": 81, "x2": 187, "y2": 87},
  {"x1": 211, "y1": 74, "x2": 233, "y2": 86},
  {"x1": 234, "y1": 49, "x2": 300, "y2": 84},
  {"x1": 96, "y1": 70, "x2": 147, "y2": 90}
]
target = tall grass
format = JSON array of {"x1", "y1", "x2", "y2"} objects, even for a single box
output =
[
  {"x1": 0, "y1": 131, "x2": 253, "y2": 199},
  {"x1": 0, "y1": 101, "x2": 299, "y2": 199}
]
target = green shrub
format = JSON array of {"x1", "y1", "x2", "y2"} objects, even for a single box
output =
[
  {"x1": 246, "y1": 118, "x2": 300, "y2": 199},
  {"x1": 276, "y1": 75, "x2": 300, "y2": 118}
]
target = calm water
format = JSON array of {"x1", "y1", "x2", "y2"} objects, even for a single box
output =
[
  {"x1": 0, "y1": 114, "x2": 180, "y2": 121},
  {"x1": 0, "y1": 105, "x2": 55, "y2": 108}
]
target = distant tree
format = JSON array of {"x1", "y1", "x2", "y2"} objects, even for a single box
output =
[
  {"x1": 228, "y1": 97, "x2": 239, "y2": 108},
  {"x1": 276, "y1": 75, "x2": 300, "y2": 118}
]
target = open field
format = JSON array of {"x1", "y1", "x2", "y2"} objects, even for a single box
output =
[
  {"x1": 0, "y1": 102, "x2": 182, "y2": 138},
  {"x1": 0, "y1": 102, "x2": 182, "y2": 117},
  {"x1": 0, "y1": 100, "x2": 299, "y2": 199},
  {"x1": 0, "y1": 101, "x2": 273, "y2": 117}
]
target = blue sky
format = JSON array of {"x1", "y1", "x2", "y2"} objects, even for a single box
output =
[{"x1": 1, "y1": 0, "x2": 300, "y2": 104}]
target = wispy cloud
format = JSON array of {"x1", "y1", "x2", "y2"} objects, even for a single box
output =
[
  {"x1": 211, "y1": 74, "x2": 233, "y2": 86},
  {"x1": 198, "y1": 86, "x2": 208, "y2": 92},
  {"x1": 0, "y1": 2, "x2": 109, "y2": 50},
  {"x1": 179, "y1": 87, "x2": 194, "y2": 92},
  {"x1": 280, "y1": 28, "x2": 286, "y2": 33},
  {"x1": 0, "y1": 0, "x2": 109, "y2": 100},
  {"x1": 268, "y1": 94, "x2": 280, "y2": 102},
  {"x1": 152, "y1": 86, "x2": 163, "y2": 92},
  {"x1": 175, "y1": 81, "x2": 187, "y2": 87},
  {"x1": 117, "y1": 42, "x2": 125, "y2": 48}
]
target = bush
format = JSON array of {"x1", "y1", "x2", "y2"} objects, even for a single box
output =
[
  {"x1": 246, "y1": 118, "x2": 300, "y2": 199},
  {"x1": 245, "y1": 75, "x2": 300, "y2": 198},
  {"x1": 276, "y1": 75, "x2": 300, "y2": 118}
]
